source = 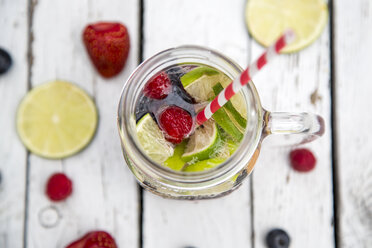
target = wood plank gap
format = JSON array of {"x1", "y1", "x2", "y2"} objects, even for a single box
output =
[
  {"x1": 247, "y1": 37, "x2": 254, "y2": 248},
  {"x1": 137, "y1": 184, "x2": 144, "y2": 248},
  {"x1": 138, "y1": 1, "x2": 144, "y2": 248},
  {"x1": 138, "y1": 0, "x2": 144, "y2": 63},
  {"x1": 23, "y1": 0, "x2": 36, "y2": 246},
  {"x1": 329, "y1": 0, "x2": 341, "y2": 247},
  {"x1": 22, "y1": 152, "x2": 30, "y2": 248},
  {"x1": 249, "y1": 177, "x2": 255, "y2": 248},
  {"x1": 26, "y1": 0, "x2": 36, "y2": 90}
]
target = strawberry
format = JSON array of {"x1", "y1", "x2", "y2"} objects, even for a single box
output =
[
  {"x1": 65, "y1": 231, "x2": 117, "y2": 248},
  {"x1": 46, "y1": 173, "x2": 73, "y2": 201},
  {"x1": 83, "y1": 22, "x2": 130, "y2": 78},
  {"x1": 158, "y1": 106, "x2": 193, "y2": 144},
  {"x1": 143, "y1": 72, "x2": 172, "y2": 99},
  {"x1": 289, "y1": 148, "x2": 316, "y2": 172}
]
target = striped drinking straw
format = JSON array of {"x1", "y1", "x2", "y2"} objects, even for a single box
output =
[{"x1": 196, "y1": 29, "x2": 296, "y2": 125}]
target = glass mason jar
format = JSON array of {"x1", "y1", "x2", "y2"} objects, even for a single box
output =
[{"x1": 117, "y1": 46, "x2": 324, "y2": 200}]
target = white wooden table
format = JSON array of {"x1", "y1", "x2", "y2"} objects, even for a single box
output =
[{"x1": 1, "y1": 0, "x2": 371, "y2": 247}]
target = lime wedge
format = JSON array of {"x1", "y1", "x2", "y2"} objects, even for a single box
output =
[
  {"x1": 182, "y1": 66, "x2": 230, "y2": 102},
  {"x1": 246, "y1": 0, "x2": 328, "y2": 53},
  {"x1": 183, "y1": 158, "x2": 226, "y2": 172},
  {"x1": 183, "y1": 75, "x2": 228, "y2": 103},
  {"x1": 16, "y1": 80, "x2": 98, "y2": 159},
  {"x1": 182, "y1": 66, "x2": 247, "y2": 117},
  {"x1": 182, "y1": 119, "x2": 221, "y2": 162},
  {"x1": 163, "y1": 141, "x2": 187, "y2": 171},
  {"x1": 219, "y1": 80, "x2": 248, "y2": 120},
  {"x1": 212, "y1": 83, "x2": 247, "y2": 129},
  {"x1": 212, "y1": 107, "x2": 244, "y2": 141},
  {"x1": 136, "y1": 114, "x2": 174, "y2": 164},
  {"x1": 181, "y1": 66, "x2": 219, "y2": 87}
]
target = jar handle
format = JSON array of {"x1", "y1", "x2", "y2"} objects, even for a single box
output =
[{"x1": 263, "y1": 111, "x2": 325, "y2": 144}]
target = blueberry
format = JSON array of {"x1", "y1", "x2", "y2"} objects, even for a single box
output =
[
  {"x1": 135, "y1": 94, "x2": 153, "y2": 122},
  {"x1": 166, "y1": 66, "x2": 185, "y2": 82},
  {"x1": 0, "y1": 48, "x2": 12, "y2": 75},
  {"x1": 166, "y1": 66, "x2": 195, "y2": 104},
  {"x1": 266, "y1": 228, "x2": 290, "y2": 248},
  {"x1": 172, "y1": 83, "x2": 195, "y2": 104}
]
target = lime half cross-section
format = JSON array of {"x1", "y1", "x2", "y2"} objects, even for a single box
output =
[
  {"x1": 16, "y1": 80, "x2": 98, "y2": 159},
  {"x1": 246, "y1": 0, "x2": 328, "y2": 53}
]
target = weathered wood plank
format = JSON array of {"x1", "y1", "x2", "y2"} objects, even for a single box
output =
[
  {"x1": 143, "y1": 1, "x2": 253, "y2": 248},
  {"x1": 0, "y1": 0, "x2": 28, "y2": 247},
  {"x1": 250, "y1": 8, "x2": 334, "y2": 248},
  {"x1": 26, "y1": 0, "x2": 140, "y2": 247},
  {"x1": 334, "y1": 0, "x2": 372, "y2": 247}
]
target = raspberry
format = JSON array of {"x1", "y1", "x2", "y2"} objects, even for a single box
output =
[
  {"x1": 46, "y1": 173, "x2": 73, "y2": 201},
  {"x1": 289, "y1": 148, "x2": 316, "y2": 172},
  {"x1": 158, "y1": 106, "x2": 193, "y2": 144},
  {"x1": 65, "y1": 231, "x2": 117, "y2": 248},
  {"x1": 83, "y1": 231, "x2": 117, "y2": 248},
  {"x1": 143, "y1": 72, "x2": 172, "y2": 99}
]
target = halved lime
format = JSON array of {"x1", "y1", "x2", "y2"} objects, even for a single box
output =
[
  {"x1": 136, "y1": 114, "x2": 174, "y2": 164},
  {"x1": 183, "y1": 158, "x2": 226, "y2": 172},
  {"x1": 181, "y1": 119, "x2": 221, "y2": 162},
  {"x1": 163, "y1": 141, "x2": 187, "y2": 171},
  {"x1": 246, "y1": 0, "x2": 328, "y2": 53},
  {"x1": 16, "y1": 80, "x2": 98, "y2": 159}
]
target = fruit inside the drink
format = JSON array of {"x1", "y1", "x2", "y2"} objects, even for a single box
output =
[{"x1": 135, "y1": 64, "x2": 247, "y2": 172}]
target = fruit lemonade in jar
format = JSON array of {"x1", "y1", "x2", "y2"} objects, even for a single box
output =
[{"x1": 135, "y1": 63, "x2": 249, "y2": 172}]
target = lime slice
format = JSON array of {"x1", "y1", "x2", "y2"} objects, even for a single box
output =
[
  {"x1": 136, "y1": 114, "x2": 174, "y2": 164},
  {"x1": 163, "y1": 141, "x2": 187, "y2": 171},
  {"x1": 183, "y1": 158, "x2": 226, "y2": 172},
  {"x1": 246, "y1": 0, "x2": 328, "y2": 53},
  {"x1": 16, "y1": 80, "x2": 98, "y2": 159},
  {"x1": 182, "y1": 119, "x2": 221, "y2": 162},
  {"x1": 218, "y1": 81, "x2": 248, "y2": 122},
  {"x1": 212, "y1": 107, "x2": 244, "y2": 141},
  {"x1": 183, "y1": 73, "x2": 228, "y2": 103},
  {"x1": 181, "y1": 66, "x2": 219, "y2": 87},
  {"x1": 212, "y1": 83, "x2": 247, "y2": 129},
  {"x1": 182, "y1": 66, "x2": 247, "y2": 117},
  {"x1": 225, "y1": 110, "x2": 246, "y2": 134}
]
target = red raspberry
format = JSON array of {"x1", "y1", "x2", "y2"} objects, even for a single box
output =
[
  {"x1": 158, "y1": 106, "x2": 193, "y2": 144},
  {"x1": 46, "y1": 173, "x2": 73, "y2": 201},
  {"x1": 65, "y1": 231, "x2": 117, "y2": 248},
  {"x1": 289, "y1": 148, "x2": 316, "y2": 172},
  {"x1": 83, "y1": 22, "x2": 130, "y2": 78},
  {"x1": 143, "y1": 72, "x2": 172, "y2": 99},
  {"x1": 83, "y1": 231, "x2": 117, "y2": 248}
]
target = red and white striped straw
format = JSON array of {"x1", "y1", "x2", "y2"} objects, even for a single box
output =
[{"x1": 196, "y1": 29, "x2": 296, "y2": 125}]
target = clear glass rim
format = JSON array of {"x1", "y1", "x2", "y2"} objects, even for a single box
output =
[{"x1": 117, "y1": 45, "x2": 263, "y2": 184}]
